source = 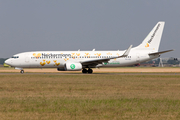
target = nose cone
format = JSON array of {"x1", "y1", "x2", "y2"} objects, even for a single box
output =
[{"x1": 5, "y1": 59, "x2": 11, "y2": 65}]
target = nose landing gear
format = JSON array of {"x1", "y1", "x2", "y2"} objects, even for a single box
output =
[
  {"x1": 15, "y1": 67, "x2": 24, "y2": 74},
  {"x1": 20, "y1": 70, "x2": 24, "y2": 74},
  {"x1": 82, "y1": 68, "x2": 93, "y2": 74}
]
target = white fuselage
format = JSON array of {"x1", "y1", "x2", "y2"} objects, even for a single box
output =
[{"x1": 5, "y1": 49, "x2": 158, "y2": 69}]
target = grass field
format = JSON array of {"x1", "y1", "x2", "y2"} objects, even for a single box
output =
[{"x1": 0, "y1": 73, "x2": 180, "y2": 119}]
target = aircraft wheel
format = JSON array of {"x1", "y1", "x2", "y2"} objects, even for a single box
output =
[
  {"x1": 82, "y1": 69, "x2": 87, "y2": 73},
  {"x1": 88, "y1": 69, "x2": 93, "y2": 74},
  {"x1": 20, "y1": 70, "x2": 24, "y2": 74}
]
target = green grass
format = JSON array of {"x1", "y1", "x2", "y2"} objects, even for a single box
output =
[{"x1": 0, "y1": 74, "x2": 180, "y2": 119}]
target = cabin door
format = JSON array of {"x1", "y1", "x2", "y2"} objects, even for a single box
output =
[
  {"x1": 136, "y1": 53, "x2": 140, "y2": 62},
  {"x1": 25, "y1": 54, "x2": 29, "y2": 63}
]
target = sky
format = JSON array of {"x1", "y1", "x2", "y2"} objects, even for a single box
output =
[{"x1": 0, "y1": 0, "x2": 180, "y2": 58}]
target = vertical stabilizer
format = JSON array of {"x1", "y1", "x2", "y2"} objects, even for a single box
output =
[{"x1": 134, "y1": 21, "x2": 165, "y2": 52}]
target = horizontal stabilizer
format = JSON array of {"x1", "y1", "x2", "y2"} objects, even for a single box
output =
[{"x1": 149, "y1": 49, "x2": 174, "y2": 55}]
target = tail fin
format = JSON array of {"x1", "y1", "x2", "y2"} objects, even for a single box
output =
[{"x1": 134, "y1": 21, "x2": 165, "y2": 51}]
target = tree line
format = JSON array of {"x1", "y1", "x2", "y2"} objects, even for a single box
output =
[{"x1": 0, "y1": 58, "x2": 7, "y2": 65}]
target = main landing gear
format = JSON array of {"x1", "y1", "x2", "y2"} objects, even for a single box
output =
[
  {"x1": 20, "y1": 70, "x2": 24, "y2": 74},
  {"x1": 82, "y1": 68, "x2": 93, "y2": 74}
]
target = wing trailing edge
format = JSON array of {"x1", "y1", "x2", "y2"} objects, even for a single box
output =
[{"x1": 81, "y1": 45, "x2": 132, "y2": 66}]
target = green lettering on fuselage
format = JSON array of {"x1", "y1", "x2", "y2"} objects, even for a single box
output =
[{"x1": 104, "y1": 62, "x2": 120, "y2": 65}]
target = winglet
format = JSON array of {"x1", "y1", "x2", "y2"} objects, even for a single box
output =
[{"x1": 119, "y1": 45, "x2": 132, "y2": 57}]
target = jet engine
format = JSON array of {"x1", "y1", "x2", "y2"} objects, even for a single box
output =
[
  {"x1": 65, "y1": 63, "x2": 82, "y2": 71},
  {"x1": 57, "y1": 63, "x2": 82, "y2": 71}
]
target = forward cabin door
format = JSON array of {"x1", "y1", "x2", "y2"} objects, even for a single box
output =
[
  {"x1": 25, "y1": 54, "x2": 30, "y2": 67},
  {"x1": 25, "y1": 56, "x2": 29, "y2": 63}
]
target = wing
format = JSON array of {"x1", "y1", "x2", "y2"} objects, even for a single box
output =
[{"x1": 80, "y1": 45, "x2": 132, "y2": 67}]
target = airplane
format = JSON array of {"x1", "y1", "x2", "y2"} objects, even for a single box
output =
[{"x1": 5, "y1": 21, "x2": 173, "y2": 74}]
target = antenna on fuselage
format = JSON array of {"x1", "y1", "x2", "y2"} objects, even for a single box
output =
[
  {"x1": 92, "y1": 49, "x2": 95, "y2": 51},
  {"x1": 78, "y1": 49, "x2": 80, "y2": 51}
]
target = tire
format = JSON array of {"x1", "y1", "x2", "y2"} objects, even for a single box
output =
[
  {"x1": 88, "y1": 69, "x2": 93, "y2": 74},
  {"x1": 20, "y1": 70, "x2": 24, "y2": 74},
  {"x1": 82, "y1": 69, "x2": 87, "y2": 73}
]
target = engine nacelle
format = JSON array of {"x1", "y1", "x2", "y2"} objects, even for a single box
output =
[
  {"x1": 57, "y1": 67, "x2": 66, "y2": 71},
  {"x1": 65, "y1": 63, "x2": 82, "y2": 71}
]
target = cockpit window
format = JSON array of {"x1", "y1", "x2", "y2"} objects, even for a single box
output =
[{"x1": 11, "y1": 56, "x2": 19, "y2": 59}]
